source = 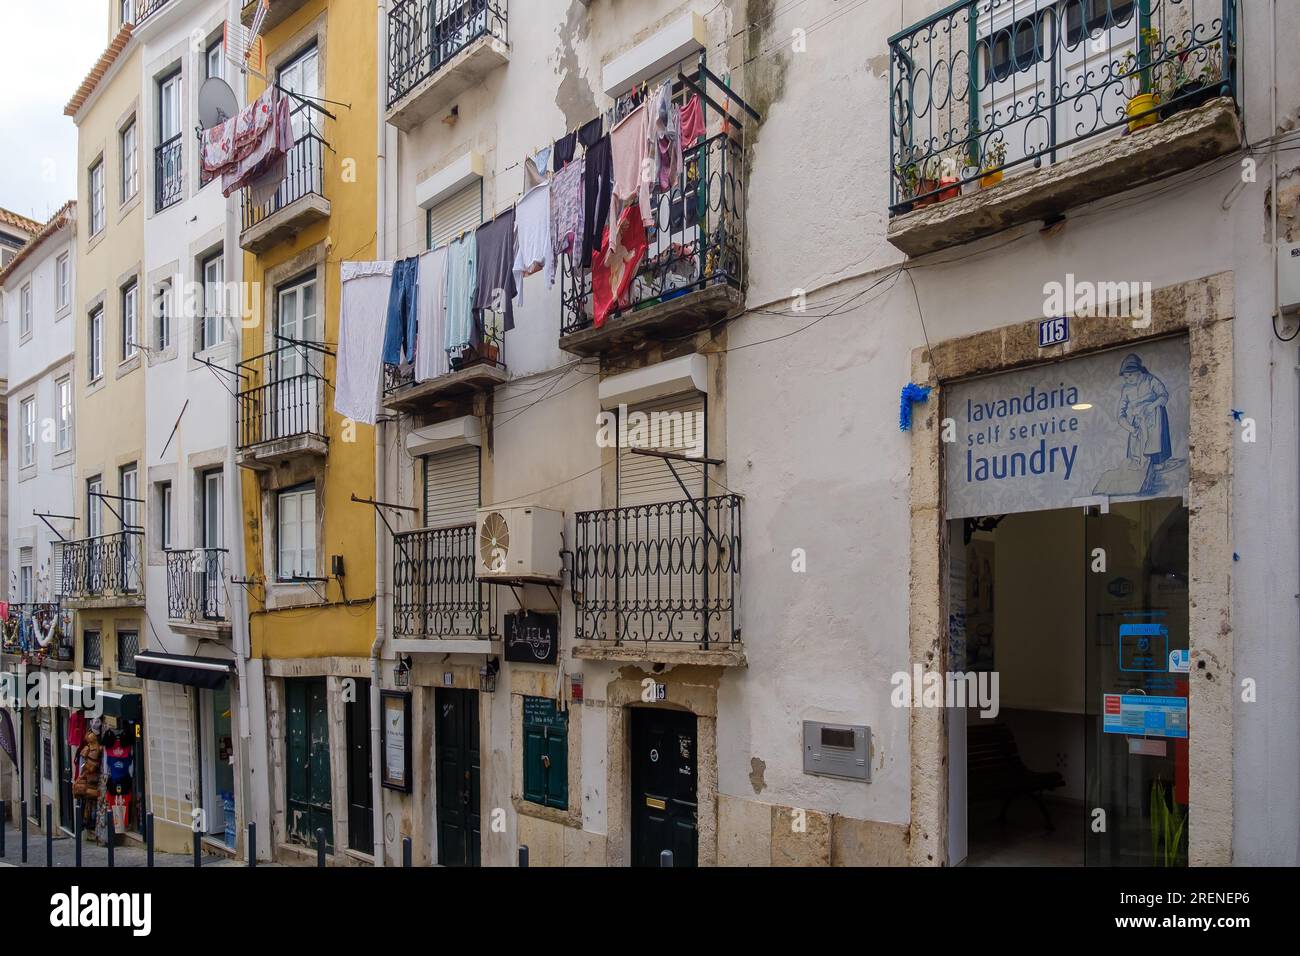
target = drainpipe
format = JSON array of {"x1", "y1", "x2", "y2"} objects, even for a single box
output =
[{"x1": 368, "y1": 0, "x2": 389, "y2": 869}]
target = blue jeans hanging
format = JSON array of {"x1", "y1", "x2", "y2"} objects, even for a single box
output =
[{"x1": 382, "y1": 257, "x2": 420, "y2": 366}]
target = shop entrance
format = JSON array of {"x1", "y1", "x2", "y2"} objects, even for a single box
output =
[
  {"x1": 434, "y1": 687, "x2": 480, "y2": 867},
  {"x1": 949, "y1": 499, "x2": 1189, "y2": 867},
  {"x1": 629, "y1": 707, "x2": 698, "y2": 867}
]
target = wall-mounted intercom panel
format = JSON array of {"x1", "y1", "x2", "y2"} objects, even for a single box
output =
[{"x1": 803, "y1": 721, "x2": 871, "y2": 781}]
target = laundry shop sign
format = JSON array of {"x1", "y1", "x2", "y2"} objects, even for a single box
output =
[{"x1": 944, "y1": 338, "x2": 1190, "y2": 519}]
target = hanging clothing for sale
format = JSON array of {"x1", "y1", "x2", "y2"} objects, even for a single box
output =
[
  {"x1": 553, "y1": 131, "x2": 577, "y2": 170},
  {"x1": 577, "y1": 116, "x2": 603, "y2": 150},
  {"x1": 444, "y1": 232, "x2": 478, "y2": 352},
  {"x1": 680, "y1": 93, "x2": 705, "y2": 148},
  {"x1": 581, "y1": 134, "x2": 612, "y2": 268},
  {"x1": 335, "y1": 260, "x2": 394, "y2": 426},
  {"x1": 416, "y1": 246, "x2": 450, "y2": 382},
  {"x1": 105, "y1": 741, "x2": 133, "y2": 792},
  {"x1": 67, "y1": 710, "x2": 87, "y2": 748},
  {"x1": 514, "y1": 182, "x2": 555, "y2": 292},
  {"x1": 592, "y1": 206, "x2": 648, "y2": 329},
  {"x1": 609, "y1": 103, "x2": 653, "y2": 227},
  {"x1": 551, "y1": 155, "x2": 585, "y2": 262},
  {"x1": 650, "y1": 80, "x2": 683, "y2": 192},
  {"x1": 474, "y1": 208, "x2": 517, "y2": 333},
  {"x1": 383, "y1": 257, "x2": 420, "y2": 367}
]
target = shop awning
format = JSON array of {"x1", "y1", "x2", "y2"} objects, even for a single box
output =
[
  {"x1": 134, "y1": 652, "x2": 235, "y2": 690},
  {"x1": 61, "y1": 684, "x2": 141, "y2": 720}
]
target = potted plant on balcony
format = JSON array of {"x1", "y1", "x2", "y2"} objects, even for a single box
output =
[
  {"x1": 894, "y1": 160, "x2": 920, "y2": 213},
  {"x1": 980, "y1": 140, "x2": 1007, "y2": 189},
  {"x1": 1121, "y1": 27, "x2": 1163, "y2": 133},
  {"x1": 1159, "y1": 40, "x2": 1223, "y2": 120},
  {"x1": 914, "y1": 153, "x2": 961, "y2": 208}
]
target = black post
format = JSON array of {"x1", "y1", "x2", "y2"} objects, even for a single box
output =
[
  {"x1": 518, "y1": 845, "x2": 529, "y2": 868},
  {"x1": 20, "y1": 800, "x2": 27, "y2": 863},
  {"x1": 146, "y1": 813, "x2": 154, "y2": 867},
  {"x1": 0, "y1": 798, "x2": 6, "y2": 857},
  {"x1": 74, "y1": 800, "x2": 82, "y2": 867},
  {"x1": 402, "y1": 836, "x2": 412, "y2": 868},
  {"x1": 193, "y1": 828, "x2": 202, "y2": 867},
  {"x1": 247, "y1": 822, "x2": 256, "y2": 867},
  {"x1": 106, "y1": 805, "x2": 114, "y2": 868},
  {"x1": 316, "y1": 826, "x2": 326, "y2": 867},
  {"x1": 45, "y1": 804, "x2": 53, "y2": 866},
  {"x1": 660, "y1": 849, "x2": 673, "y2": 867}
]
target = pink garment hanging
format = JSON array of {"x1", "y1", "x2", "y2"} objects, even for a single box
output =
[
  {"x1": 609, "y1": 103, "x2": 652, "y2": 227},
  {"x1": 680, "y1": 94, "x2": 705, "y2": 148}
]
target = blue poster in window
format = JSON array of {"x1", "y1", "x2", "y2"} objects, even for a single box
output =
[
  {"x1": 1118, "y1": 622, "x2": 1168, "y2": 673},
  {"x1": 1102, "y1": 694, "x2": 1188, "y2": 739}
]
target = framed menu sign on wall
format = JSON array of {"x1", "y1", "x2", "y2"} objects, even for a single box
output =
[{"x1": 381, "y1": 690, "x2": 412, "y2": 792}]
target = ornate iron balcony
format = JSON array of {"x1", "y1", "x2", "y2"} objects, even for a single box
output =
[
  {"x1": 387, "y1": 0, "x2": 508, "y2": 107},
  {"x1": 383, "y1": 320, "x2": 506, "y2": 395},
  {"x1": 240, "y1": 130, "x2": 327, "y2": 233},
  {"x1": 888, "y1": 0, "x2": 1238, "y2": 214},
  {"x1": 392, "y1": 524, "x2": 495, "y2": 639},
  {"x1": 559, "y1": 132, "x2": 745, "y2": 338},
  {"x1": 237, "y1": 342, "x2": 327, "y2": 450},
  {"x1": 155, "y1": 133, "x2": 183, "y2": 212},
  {"x1": 165, "y1": 548, "x2": 229, "y2": 624},
  {"x1": 573, "y1": 495, "x2": 742, "y2": 647},
  {"x1": 2, "y1": 603, "x2": 73, "y2": 662},
  {"x1": 62, "y1": 531, "x2": 144, "y2": 600}
]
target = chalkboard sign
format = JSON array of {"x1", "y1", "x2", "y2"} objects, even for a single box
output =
[
  {"x1": 522, "y1": 695, "x2": 567, "y2": 730},
  {"x1": 504, "y1": 611, "x2": 559, "y2": 665}
]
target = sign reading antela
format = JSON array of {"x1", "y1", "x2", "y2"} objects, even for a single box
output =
[{"x1": 944, "y1": 338, "x2": 1190, "y2": 519}]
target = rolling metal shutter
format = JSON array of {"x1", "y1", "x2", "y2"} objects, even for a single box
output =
[
  {"x1": 423, "y1": 446, "x2": 480, "y2": 528},
  {"x1": 617, "y1": 393, "x2": 706, "y2": 507},
  {"x1": 428, "y1": 181, "x2": 483, "y2": 250},
  {"x1": 145, "y1": 681, "x2": 196, "y2": 827}
]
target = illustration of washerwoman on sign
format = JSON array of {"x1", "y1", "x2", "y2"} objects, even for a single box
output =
[{"x1": 1092, "y1": 352, "x2": 1184, "y2": 496}]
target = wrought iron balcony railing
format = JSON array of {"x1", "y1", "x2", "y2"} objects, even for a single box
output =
[
  {"x1": 240, "y1": 130, "x2": 327, "y2": 233},
  {"x1": 155, "y1": 133, "x2": 184, "y2": 212},
  {"x1": 888, "y1": 0, "x2": 1238, "y2": 213},
  {"x1": 559, "y1": 131, "x2": 745, "y2": 337},
  {"x1": 165, "y1": 548, "x2": 229, "y2": 624},
  {"x1": 388, "y1": 0, "x2": 508, "y2": 107},
  {"x1": 131, "y1": 0, "x2": 173, "y2": 27},
  {"x1": 383, "y1": 320, "x2": 505, "y2": 395},
  {"x1": 62, "y1": 531, "x2": 144, "y2": 600},
  {"x1": 1, "y1": 604, "x2": 73, "y2": 661},
  {"x1": 392, "y1": 524, "x2": 495, "y2": 639},
  {"x1": 573, "y1": 495, "x2": 741, "y2": 647},
  {"x1": 237, "y1": 342, "x2": 328, "y2": 450}
]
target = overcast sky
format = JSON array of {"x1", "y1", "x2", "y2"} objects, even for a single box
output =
[{"x1": 0, "y1": 2, "x2": 108, "y2": 224}]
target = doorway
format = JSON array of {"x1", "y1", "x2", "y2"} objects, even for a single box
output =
[
  {"x1": 950, "y1": 498, "x2": 1189, "y2": 867},
  {"x1": 345, "y1": 679, "x2": 373, "y2": 854},
  {"x1": 196, "y1": 684, "x2": 235, "y2": 848},
  {"x1": 629, "y1": 707, "x2": 698, "y2": 867},
  {"x1": 434, "y1": 687, "x2": 480, "y2": 867},
  {"x1": 285, "y1": 678, "x2": 332, "y2": 851}
]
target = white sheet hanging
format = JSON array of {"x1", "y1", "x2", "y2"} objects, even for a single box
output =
[
  {"x1": 336, "y1": 260, "x2": 395, "y2": 425},
  {"x1": 416, "y1": 246, "x2": 450, "y2": 382}
]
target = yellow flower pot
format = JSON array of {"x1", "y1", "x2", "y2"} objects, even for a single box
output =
[
  {"x1": 980, "y1": 170, "x2": 1003, "y2": 188},
  {"x1": 1126, "y1": 92, "x2": 1160, "y2": 132}
]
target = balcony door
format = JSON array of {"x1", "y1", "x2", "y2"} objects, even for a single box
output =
[
  {"x1": 120, "y1": 465, "x2": 141, "y2": 593},
  {"x1": 278, "y1": 45, "x2": 320, "y2": 198},
  {"x1": 275, "y1": 277, "x2": 320, "y2": 439},
  {"x1": 202, "y1": 470, "x2": 223, "y2": 619}
]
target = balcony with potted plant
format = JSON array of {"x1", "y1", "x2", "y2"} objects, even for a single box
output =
[
  {"x1": 382, "y1": 318, "x2": 508, "y2": 415},
  {"x1": 886, "y1": 0, "x2": 1241, "y2": 256}
]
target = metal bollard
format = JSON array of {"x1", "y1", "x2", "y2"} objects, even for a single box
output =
[
  {"x1": 75, "y1": 801, "x2": 82, "y2": 868},
  {"x1": 316, "y1": 827, "x2": 326, "y2": 867},
  {"x1": 20, "y1": 800, "x2": 27, "y2": 863},
  {"x1": 193, "y1": 829, "x2": 202, "y2": 868},
  {"x1": 147, "y1": 813, "x2": 154, "y2": 868},
  {"x1": 46, "y1": 804, "x2": 53, "y2": 867},
  {"x1": 402, "y1": 836, "x2": 412, "y2": 868},
  {"x1": 106, "y1": 806, "x2": 115, "y2": 868},
  {"x1": 660, "y1": 849, "x2": 674, "y2": 867},
  {"x1": 248, "y1": 822, "x2": 256, "y2": 867},
  {"x1": 519, "y1": 845, "x2": 529, "y2": 868}
]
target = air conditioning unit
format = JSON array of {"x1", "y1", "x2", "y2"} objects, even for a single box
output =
[{"x1": 474, "y1": 505, "x2": 564, "y2": 583}]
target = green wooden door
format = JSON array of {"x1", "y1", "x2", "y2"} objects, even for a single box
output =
[{"x1": 286, "y1": 678, "x2": 333, "y2": 851}]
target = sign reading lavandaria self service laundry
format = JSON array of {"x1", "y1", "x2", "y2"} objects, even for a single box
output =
[{"x1": 944, "y1": 337, "x2": 1190, "y2": 519}]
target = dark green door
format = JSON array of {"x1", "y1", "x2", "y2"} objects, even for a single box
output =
[
  {"x1": 435, "y1": 687, "x2": 480, "y2": 866},
  {"x1": 286, "y1": 678, "x2": 333, "y2": 851},
  {"x1": 345, "y1": 679, "x2": 373, "y2": 853},
  {"x1": 630, "y1": 707, "x2": 698, "y2": 867}
]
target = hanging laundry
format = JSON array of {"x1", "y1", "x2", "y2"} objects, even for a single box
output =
[
  {"x1": 551, "y1": 155, "x2": 585, "y2": 262},
  {"x1": 382, "y1": 257, "x2": 420, "y2": 366},
  {"x1": 444, "y1": 231, "x2": 478, "y2": 354},
  {"x1": 609, "y1": 103, "x2": 653, "y2": 227},
  {"x1": 474, "y1": 208, "x2": 517, "y2": 334},
  {"x1": 220, "y1": 93, "x2": 294, "y2": 198},
  {"x1": 416, "y1": 246, "x2": 450, "y2": 382},
  {"x1": 336, "y1": 260, "x2": 394, "y2": 426},
  {"x1": 525, "y1": 145, "x2": 552, "y2": 191},
  {"x1": 513, "y1": 182, "x2": 555, "y2": 291},
  {"x1": 577, "y1": 116, "x2": 603, "y2": 150},
  {"x1": 650, "y1": 80, "x2": 683, "y2": 192},
  {"x1": 592, "y1": 207, "x2": 648, "y2": 329},
  {"x1": 680, "y1": 93, "x2": 705, "y2": 149},
  {"x1": 553, "y1": 131, "x2": 577, "y2": 170},
  {"x1": 581, "y1": 134, "x2": 612, "y2": 269}
]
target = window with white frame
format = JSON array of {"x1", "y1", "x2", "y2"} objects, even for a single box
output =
[
  {"x1": 20, "y1": 282, "x2": 32, "y2": 337},
  {"x1": 89, "y1": 307, "x2": 104, "y2": 380},
  {"x1": 159, "y1": 481, "x2": 173, "y2": 550},
  {"x1": 122, "y1": 280, "x2": 138, "y2": 360},
  {"x1": 206, "y1": 39, "x2": 224, "y2": 81},
  {"x1": 121, "y1": 119, "x2": 138, "y2": 201},
  {"x1": 120, "y1": 0, "x2": 134, "y2": 27},
  {"x1": 20, "y1": 397, "x2": 36, "y2": 467},
  {"x1": 19, "y1": 548, "x2": 33, "y2": 603},
  {"x1": 277, "y1": 484, "x2": 316, "y2": 580},
  {"x1": 87, "y1": 476, "x2": 103, "y2": 538},
  {"x1": 57, "y1": 377, "x2": 72, "y2": 452},
  {"x1": 156, "y1": 282, "x2": 171, "y2": 350},
  {"x1": 90, "y1": 161, "x2": 105, "y2": 235},
  {"x1": 201, "y1": 253, "x2": 224, "y2": 349},
  {"x1": 57, "y1": 253, "x2": 70, "y2": 310}
]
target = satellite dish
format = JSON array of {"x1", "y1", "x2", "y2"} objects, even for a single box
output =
[{"x1": 198, "y1": 77, "x2": 239, "y2": 129}]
